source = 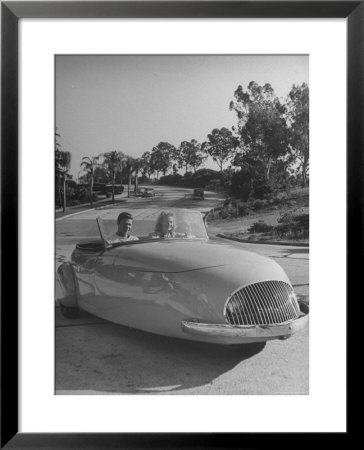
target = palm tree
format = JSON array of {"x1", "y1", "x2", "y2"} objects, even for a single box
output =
[
  {"x1": 102, "y1": 150, "x2": 125, "y2": 202},
  {"x1": 80, "y1": 156, "x2": 99, "y2": 207},
  {"x1": 122, "y1": 156, "x2": 138, "y2": 198},
  {"x1": 133, "y1": 158, "x2": 142, "y2": 195}
]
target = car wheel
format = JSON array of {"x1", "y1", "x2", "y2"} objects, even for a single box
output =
[{"x1": 60, "y1": 303, "x2": 80, "y2": 319}]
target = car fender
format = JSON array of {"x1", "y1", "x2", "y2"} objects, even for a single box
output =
[
  {"x1": 56, "y1": 262, "x2": 78, "y2": 307},
  {"x1": 170, "y1": 261, "x2": 291, "y2": 322}
]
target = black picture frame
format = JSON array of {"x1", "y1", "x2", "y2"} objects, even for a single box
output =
[{"x1": 1, "y1": 1, "x2": 358, "y2": 448}]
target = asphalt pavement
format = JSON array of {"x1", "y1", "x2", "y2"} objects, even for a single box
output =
[{"x1": 55, "y1": 185, "x2": 309, "y2": 395}]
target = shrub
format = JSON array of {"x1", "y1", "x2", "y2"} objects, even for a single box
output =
[
  {"x1": 293, "y1": 213, "x2": 309, "y2": 227},
  {"x1": 248, "y1": 221, "x2": 273, "y2": 233},
  {"x1": 253, "y1": 177, "x2": 272, "y2": 200},
  {"x1": 205, "y1": 179, "x2": 222, "y2": 191},
  {"x1": 277, "y1": 208, "x2": 305, "y2": 224},
  {"x1": 230, "y1": 170, "x2": 251, "y2": 201},
  {"x1": 274, "y1": 226, "x2": 309, "y2": 240},
  {"x1": 274, "y1": 211, "x2": 309, "y2": 240},
  {"x1": 238, "y1": 204, "x2": 249, "y2": 216},
  {"x1": 252, "y1": 199, "x2": 268, "y2": 210},
  {"x1": 158, "y1": 174, "x2": 183, "y2": 186},
  {"x1": 158, "y1": 169, "x2": 224, "y2": 189},
  {"x1": 189, "y1": 169, "x2": 223, "y2": 188},
  {"x1": 274, "y1": 223, "x2": 292, "y2": 235}
]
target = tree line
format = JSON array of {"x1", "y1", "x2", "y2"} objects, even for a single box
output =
[{"x1": 56, "y1": 80, "x2": 308, "y2": 209}]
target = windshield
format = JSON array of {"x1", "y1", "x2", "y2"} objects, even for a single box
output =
[{"x1": 97, "y1": 208, "x2": 208, "y2": 247}]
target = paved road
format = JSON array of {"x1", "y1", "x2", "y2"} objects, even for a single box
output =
[{"x1": 55, "y1": 185, "x2": 309, "y2": 395}]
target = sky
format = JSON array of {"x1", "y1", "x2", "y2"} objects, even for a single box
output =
[{"x1": 56, "y1": 55, "x2": 308, "y2": 178}]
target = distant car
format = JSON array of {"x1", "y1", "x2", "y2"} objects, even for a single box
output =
[
  {"x1": 57, "y1": 208, "x2": 309, "y2": 346},
  {"x1": 193, "y1": 188, "x2": 205, "y2": 200},
  {"x1": 107, "y1": 184, "x2": 124, "y2": 195},
  {"x1": 140, "y1": 187, "x2": 155, "y2": 198}
]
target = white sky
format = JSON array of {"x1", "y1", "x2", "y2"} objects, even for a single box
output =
[{"x1": 56, "y1": 55, "x2": 308, "y2": 177}]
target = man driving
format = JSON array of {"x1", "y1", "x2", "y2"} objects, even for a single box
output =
[{"x1": 109, "y1": 212, "x2": 139, "y2": 243}]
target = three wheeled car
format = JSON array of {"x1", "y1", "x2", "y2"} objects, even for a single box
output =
[{"x1": 57, "y1": 208, "x2": 308, "y2": 345}]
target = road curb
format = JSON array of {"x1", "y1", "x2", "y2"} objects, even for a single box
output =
[{"x1": 216, "y1": 233, "x2": 309, "y2": 247}]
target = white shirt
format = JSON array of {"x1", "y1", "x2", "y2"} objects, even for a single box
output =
[{"x1": 107, "y1": 233, "x2": 139, "y2": 244}]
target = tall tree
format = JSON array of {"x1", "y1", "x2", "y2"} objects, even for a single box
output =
[
  {"x1": 287, "y1": 83, "x2": 309, "y2": 187},
  {"x1": 133, "y1": 158, "x2": 142, "y2": 194},
  {"x1": 140, "y1": 151, "x2": 154, "y2": 180},
  {"x1": 150, "y1": 142, "x2": 176, "y2": 179},
  {"x1": 201, "y1": 128, "x2": 240, "y2": 172},
  {"x1": 93, "y1": 166, "x2": 109, "y2": 184},
  {"x1": 122, "y1": 156, "x2": 138, "y2": 197},
  {"x1": 177, "y1": 139, "x2": 206, "y2": 174},
  {"x1": 102, "y1": 150, "x2": 125, "y2": 202},
  {"x1": 80, "y1": 156, "x2": 99, "y2": 207},
  {"x1": 230, "y1": 81, "x2": 289, "y2": 180},
  {"x1": 55, "y1": 129, "x2": 71, "y2": 212}
]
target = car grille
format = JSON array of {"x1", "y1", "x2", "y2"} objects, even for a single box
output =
[{"x1": 224, "y1": 281, "x2": 300, "y2": 326}]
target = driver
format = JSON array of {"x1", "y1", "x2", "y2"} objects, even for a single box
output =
[{"x1": 109, "y1": 212, "x2": 139, "y2": 243}]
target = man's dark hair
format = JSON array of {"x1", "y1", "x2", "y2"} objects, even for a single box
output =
[{"x1": 117, "y1": 212, "x2": 133, "y2": 224}]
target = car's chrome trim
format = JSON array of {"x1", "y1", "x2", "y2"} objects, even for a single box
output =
[
  {"x1": 223, "y1": 280, "x2": 300, "y2": 326},
  {"x1": 181, "y1": 308, "x2": 308, "y2": 339}
]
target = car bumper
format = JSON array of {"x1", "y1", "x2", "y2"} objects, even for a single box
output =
[{"x1": 181, "y1": 308, "x2": 309, "y2": 342}]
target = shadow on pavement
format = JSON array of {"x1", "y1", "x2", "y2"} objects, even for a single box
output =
[{"x1": 56, "y1": 320, "x2": 265, "y2": 394}]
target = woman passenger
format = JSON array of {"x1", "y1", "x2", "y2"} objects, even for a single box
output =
[{"x1": 150, "y1": 211, "x2": 185, "y2": 239}]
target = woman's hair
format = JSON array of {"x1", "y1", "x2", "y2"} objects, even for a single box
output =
[{"x1": 154, "y1": 211, "x2": 175, "y2": 234}]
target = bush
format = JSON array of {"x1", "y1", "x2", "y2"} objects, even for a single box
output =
[
  {"x1": 158, "y1": 174, "x2": 183, "y2": 185},
  {"x1": 158, "y1": 169, "x2": 224, "y2": 189},
  {"x1": 230, "y1": 159, "x2": 272, "y2": 201},
  {"x1": 188, "y1": 169, "x2": 224, "y2": 188},
  {"x1": 277, "y1": 208, "x2": 305, "y2": 224},
  {"x1": 248, "y1": 220, "x2": 273, "y2": 233},
  {"x1": 274, "y1": 226, "x2": 309, "y2": 240},
  {"x1": 205, "y1": 179, "x2": 222, "y2": 191},
  {"x1": 230, "y1": 170, "x2": 250, "y2": 201},
  {"x1": 238, "y1": 204, "x2": 250, "y2": 216},
  {"x1": 275, "y1": 210, "x2": 309, "y2": 240},
  {"x1": 253, "y1": 178, "x2": 272, "y2": 199},
  {"x1": 293, "y1": 213, "x2": 309, "y2": 227},
  {"x1": 252, "y1": 199, "x2": 268, "y2": 210}
]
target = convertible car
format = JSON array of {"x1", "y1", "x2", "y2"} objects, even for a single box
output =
[{"x1": 56, "y1": 208, "x2": 309, "y2": 345}]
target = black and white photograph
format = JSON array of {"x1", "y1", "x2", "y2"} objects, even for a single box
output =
[{"x1": 55, "y1": 54, "x2": 309, "y2": 395}]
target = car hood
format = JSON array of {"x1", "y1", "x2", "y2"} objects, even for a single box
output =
[{"x1": 111, "y1": 239, "x2": 282, "y2": 276}]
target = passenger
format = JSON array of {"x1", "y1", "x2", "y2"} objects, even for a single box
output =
[
  {"x1": 108, "y1": 212, "x2": 139, "y2": 243},
  {"x1": 150, "y1": 211, "x2": 185, "y2": 239}
]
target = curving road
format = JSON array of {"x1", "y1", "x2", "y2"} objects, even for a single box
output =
[{"x1": 55, "y1": 185, "x2": 309, "y2": 395}]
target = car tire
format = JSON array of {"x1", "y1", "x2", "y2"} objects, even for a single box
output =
[{"x1": 60, "y1": 303, "x2": 80, "y2": 319}]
